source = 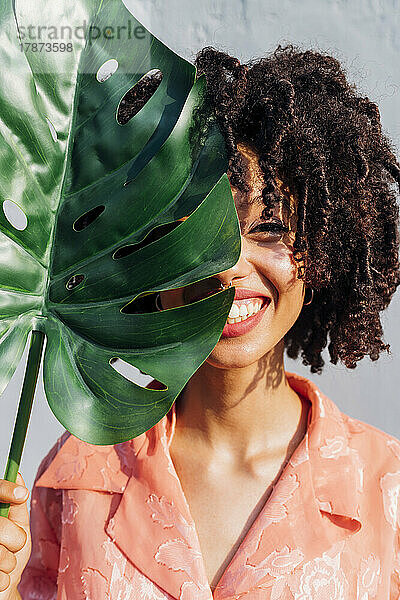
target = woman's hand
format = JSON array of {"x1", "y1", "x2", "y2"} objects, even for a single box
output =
[{"x1": 0, "y1": 473, "x2": 31, "y2": 598}]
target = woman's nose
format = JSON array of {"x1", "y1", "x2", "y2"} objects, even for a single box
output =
[
  {"x1": 213, "y1": 236, "x2": 253, "y2": 289},
  {"x1": 182, "y1": 237, "x2": 253, "y2": 305}
]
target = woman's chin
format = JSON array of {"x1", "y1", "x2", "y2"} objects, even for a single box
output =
[{"x1": 205, "y1": 339, "x2": 267, "y2": 370}]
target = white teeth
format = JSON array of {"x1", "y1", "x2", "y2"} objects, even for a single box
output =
[
  {"x1": 228, "y1": 303, "x2": 240, "y2": 319},
  {"x1": 239, "y1": 304, "x2": 248, "y2": 317},
  {"x1": 227, "y1": 299, "x2": 264, "y2": 324}
]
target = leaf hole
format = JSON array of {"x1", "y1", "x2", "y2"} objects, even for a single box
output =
[
  {"x1": 112, "y1": 219, "x2": 184, "y2": 260},
  {"x1": 45, "y1": 117, "x2": 58, "y2": 142},
  {"x1": 121, "y1": 292, "x2": 159, "y2": 314},
  {"x1": 66, "y1": 274, "x2": 85, "y2": 290},
  {"x1": 73, "y1": 206, "x2": 105, "y2": 231},
  {"x1": 116, "y1": 69, "x2": 163, "y2": 125},
  {"x1": 96, "y1": 59, "x2": 119, "y2": 83},
  {"x1": 2, "y1": 200, "x2": 28, "y2": 231},
  {"x1": 182, "y1": 277, "x2": 226, "y2": 305},
  {"x1": 109, "y1": 357, "x2": 167, "y2": 389}
]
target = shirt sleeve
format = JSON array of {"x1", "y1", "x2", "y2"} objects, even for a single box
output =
[
  {"x1": 390, "y1": 521, "x2": 400, "y2": 599},
  {"x1": 17, "y1": 439, "x2": 65, "y2": 600}
]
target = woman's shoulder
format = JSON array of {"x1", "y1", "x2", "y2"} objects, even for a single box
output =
[
  {"x1": 34, "y1": 381, "x2": 168, "y2": 490},
  {"x1": 33, "y1": 427, "x2": 145, "y2": 492},
  {"x1": 33, "y1": 429, "x2": 71, "y2": 485},
  {"x1": 338, "y1": 409, "x2": 400, "y2": 470},
  {"x1": 289, "y1": 370, "x2": 400, "y2": 470}
]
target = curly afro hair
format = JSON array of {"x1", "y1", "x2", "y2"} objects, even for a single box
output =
[
  {"x1": 118, "y1": 44, "x2": 400, "y2": 375},
  {"x1": 190, "y1": 44, "x2": 400, "y2": 374}
]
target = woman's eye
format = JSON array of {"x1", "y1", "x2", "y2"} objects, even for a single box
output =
[{"x1": 250, "y1": 221, "x2": 289, "y2": 236}]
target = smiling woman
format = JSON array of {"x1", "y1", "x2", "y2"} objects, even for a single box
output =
[
  {"x1": 149, "y1": 45, "x2": 400, "y2": 596},
  {"x1": 19, "y1": 44, "x2": 400, "y2": 600},
  {"x1": 159, "y1": 141, "x2": 307, "y2": 357}
]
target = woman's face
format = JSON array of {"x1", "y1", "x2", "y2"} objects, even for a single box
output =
[{"x1": 159, "y1": 142, "x2": 307, "y2": 369}]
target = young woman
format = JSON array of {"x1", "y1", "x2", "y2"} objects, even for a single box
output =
[{"x1": 2, "y1": 44, "x2": 400, "y2": 600}]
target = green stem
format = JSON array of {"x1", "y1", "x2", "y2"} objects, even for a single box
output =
[{"x1": 0, "y1": 330, "x2": 45, "y2": 518}]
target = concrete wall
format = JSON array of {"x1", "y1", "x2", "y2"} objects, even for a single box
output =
[{"x1": 1, "y1": 0, "x2": 399, "y2": 493}]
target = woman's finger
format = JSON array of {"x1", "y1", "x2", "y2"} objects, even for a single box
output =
[
  {"x1": 0, "y1": 515, "x2": 27, "y2": 553},
  {"x1": 0, "y1": 477, "x2": 29, "y2": 505},
  {"x1": 0, "y1": 543, "x2": 17, "y2": 573},
  {"x1": 2, "y1": 473, "x2": 31, "y2": 530}
]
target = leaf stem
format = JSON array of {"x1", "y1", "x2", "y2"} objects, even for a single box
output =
[{"x1": 0, "y1": 330, "x2": 45, "y2": 518}]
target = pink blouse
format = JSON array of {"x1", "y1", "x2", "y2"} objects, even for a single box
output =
[{"x1": 18, "y1": 370, "x2": 400, "y2": 599}]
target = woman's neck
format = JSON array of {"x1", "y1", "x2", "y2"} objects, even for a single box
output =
[{"x1": 173, "y1": 344, "x2": 310, "y2": 467}]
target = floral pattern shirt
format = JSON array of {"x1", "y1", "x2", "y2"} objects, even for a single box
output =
[{"x1": 18, "y1": 370, "x2": 400, "y2": 599}]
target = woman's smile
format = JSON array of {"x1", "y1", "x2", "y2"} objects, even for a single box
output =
[{"x1": 222, "y1": 288, "x2": 271, "y2": 338}]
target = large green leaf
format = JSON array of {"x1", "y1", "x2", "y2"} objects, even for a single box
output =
[{"x1": 0, "y1": 0, "x2": 241, "y2": 443}]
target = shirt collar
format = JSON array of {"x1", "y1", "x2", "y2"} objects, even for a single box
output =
[
  {"x1": 285, "y1": 371, "x2": 362, "y2": 526},
  {"x1": 35, "y1": 370, "x2": 362, "y2": 525},
  {"x1": 35, "y1": 371, "x2": 362, "y2": 599}
]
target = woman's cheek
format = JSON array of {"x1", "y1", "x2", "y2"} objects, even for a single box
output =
[
  {"x1": 258, "y1": 248, "x2": 305, "y2": 322},
  {"x1": 259, "y1": 245, "x2": 301, "y2": 297}
]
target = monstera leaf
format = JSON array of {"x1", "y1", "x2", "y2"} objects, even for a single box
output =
[{"x1": 0, "y1": 0, "x2": 241, "y2": 506}]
